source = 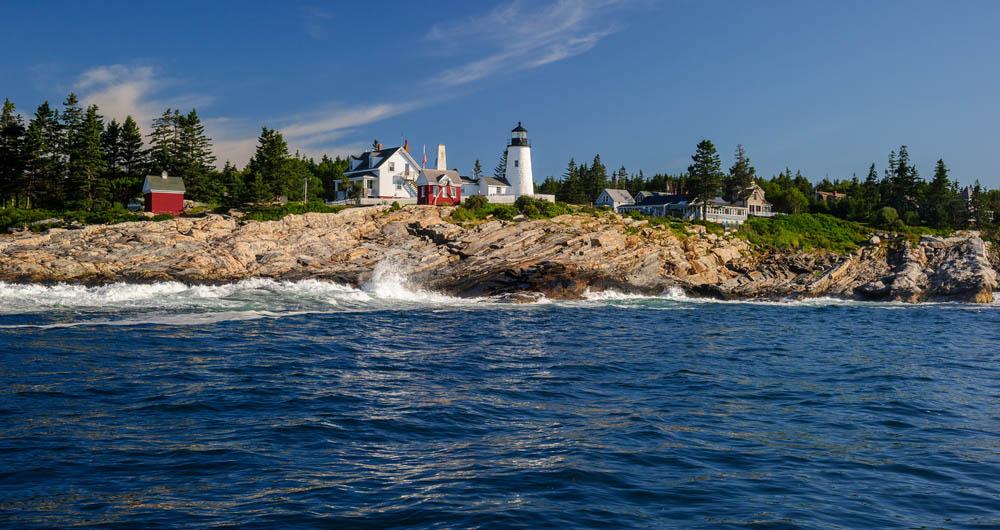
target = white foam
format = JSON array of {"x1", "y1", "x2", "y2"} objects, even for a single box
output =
[
  {"x1": 361, "y1": 259, "x2": 477, "y2": 304},
  {"x1": 0, "y1": 310, "x2": 319, "y2": 329}
]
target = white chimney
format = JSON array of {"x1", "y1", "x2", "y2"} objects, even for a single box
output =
[{"x1": 436, "y1": 144, "x2": 447, "y2": 171}]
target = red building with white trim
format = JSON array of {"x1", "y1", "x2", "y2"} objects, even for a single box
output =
[
  {"x1": 142, "y1": 172, "x2": 185, "y2": 215},
  {"x1": 416, "y1": 169, "x2": 463, "y2": 206}
]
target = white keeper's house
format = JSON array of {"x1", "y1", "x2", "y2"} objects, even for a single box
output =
[{"x1": 335, "y1": 144, "x2": 422, "y2": 201}]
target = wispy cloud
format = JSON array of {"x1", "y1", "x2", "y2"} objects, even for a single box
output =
[
  {"x1": 73, "y1": 64, "x2": 211, "y2": 127},
  {"x1": 61, "y1": 2, "x2": 631, "y2": 166},
  {"x1": 427, "y1": 0, "x2": 626, "y2": 87},
  {"x1": 302, "y1": 6, "x2": 335, "y2": 40}
]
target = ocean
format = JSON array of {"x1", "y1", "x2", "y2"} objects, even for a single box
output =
[{"x1": 1, "y1": 273, "x2": 998, "y2": 529}]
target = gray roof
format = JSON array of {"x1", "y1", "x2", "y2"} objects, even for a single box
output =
[
  {"x1": 417, "y1": 169, "x2": 460, "y2": 186},
  {"x1": 346, "y1": 146, "x2": 405, "y2": 174},
  {"x1": 600, "y1": 188, "x2": 634, "y2": 203},
  {"x1": 481, "y1": 176, "x2": 511, "y2": 187},
  {"x1": 635, "y1": 194, "x2": 685, "y2": 206},
  {"x1": 143, "y1": 174, "x2": 185, "y2": 193}
]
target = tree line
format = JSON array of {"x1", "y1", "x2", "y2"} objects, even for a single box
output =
[
  {"x1": 0, "y1": 95, "x2": 351, "y2": 212},
  {"x1": 532, "y1": 140, "x2": 999, "y2": 230}
]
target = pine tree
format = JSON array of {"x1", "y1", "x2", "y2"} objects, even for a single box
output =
[
  {"x1": 556, "y1": 158, "x2": 579, "y2": 203},
  {"x1": 243, "y1": 127, "x2": 290, "y2": 202},
  {"x1": 0, "y1": 99, "x2": 27, "y2": 207},
  {"x1": 725, "y1": 144, "x2": 757, "y2": 201},
  {"x1": 175, "y1": 109, "x2": 218, "y2": 201},
  {"x1": 493, "y1": 148, "x2": 508, "y2": 180},
  {"x1": 686, "y1": 140, "x2": 723, "y2": 220},
  {"x1": 220, "y1": 161, "x2": 243, "y2": 206},
  {"x1": 149, "y1": 108, "x2": 181, "y2": 175},
  {"x1": 23, "y1": 102, "x2": 64, "y2": 209},
  {"x1": 921, "y1": 159, "x2": 959, "y2": 228},
  {"x1": 587, "y1": 154, "x2": 608, "y2": 203},
  {"x1": 70, "y1": 105, "x2": 107, "y2": 209},
  {"x1": 473, "y1": 159, "x2": 483, "y2": 180}
]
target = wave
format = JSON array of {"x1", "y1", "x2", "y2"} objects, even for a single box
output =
[{"x1": 0, "y1": 310, "x2": 320, "y2": 329}]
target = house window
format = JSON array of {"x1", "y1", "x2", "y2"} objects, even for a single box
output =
[
  {"x1": 365, "y1": 180, "x2": 374, "y2": 189},
  {"x1": 405, "y1": 163, "x2": 410, "y2": 174},
  {"x1": 514, "y1": 160, "x2": 519, "y2": 168},
  {"x1": 389, "y1": 162, "x2": 395, "y2": 171},
  {"x1": 495, "y1": 187, "x2": 502, "y2": 194}
]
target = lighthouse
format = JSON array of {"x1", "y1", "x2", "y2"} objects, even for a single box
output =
[{"x1": 505, "y1": 122, "x2": 533, "y2": 197}]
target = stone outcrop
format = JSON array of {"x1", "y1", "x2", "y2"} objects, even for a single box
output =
[{"x1": 0, "y1": 206, "x2": 995, "y2": 303}]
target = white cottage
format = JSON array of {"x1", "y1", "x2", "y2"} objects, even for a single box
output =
[
  {"x1": 595, "y1": 189, "x2": 635, "y2": 212},
  {"x1": 337, "y1": 145, "x2": 422, "y2": 200}
]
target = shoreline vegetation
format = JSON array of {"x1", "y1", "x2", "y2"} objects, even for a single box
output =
[
  {"x1": 0, "y1": 205, "x2": 995, "y2": 304},
  {"x1": 0, "y1": 93, "x2": 997, "y2": 302}
]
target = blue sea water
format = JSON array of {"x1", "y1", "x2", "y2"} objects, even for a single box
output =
[{"x1": 0, "y1": 278, "x2": 998, "y2": 529}]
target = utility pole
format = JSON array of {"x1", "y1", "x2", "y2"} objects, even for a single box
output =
[{"x1": 304, "y1": 175, "x2": 308, "y2": 203}]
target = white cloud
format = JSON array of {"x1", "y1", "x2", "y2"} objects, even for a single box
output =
[
  {"x1": 62, "y1": 2, "x2": 631, "y2": 166},
  {"x1": 73, "y1": 64, "x2": 212, "y2": 129},
  {"x1": 427, "y1": 0, "x2": 626, "y2": 87}
]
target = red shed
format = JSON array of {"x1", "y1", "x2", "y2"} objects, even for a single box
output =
[
  {"x1": 143, "y1": 172, "x2": 185, "y2": 215},
  {"x1": 416, "y1": 169, "x2": 462, "y2": 206}
]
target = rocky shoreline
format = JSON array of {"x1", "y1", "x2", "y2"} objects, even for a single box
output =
[{"x1": 0, "y1": 206, "x2": 995, "y2": 303}]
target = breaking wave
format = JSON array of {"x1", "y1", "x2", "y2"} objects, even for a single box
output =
[{"x1": 1, "y1": 273, "x2": 996, "y2": 326}]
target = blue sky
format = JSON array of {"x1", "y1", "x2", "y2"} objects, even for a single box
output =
[{"x1": 3, "y1": 0, "x2": 999, "y2": 186}]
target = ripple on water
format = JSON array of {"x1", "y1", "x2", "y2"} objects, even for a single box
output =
[{"x1": 1, "y1": 288, "x2": 999, "y2": 528}]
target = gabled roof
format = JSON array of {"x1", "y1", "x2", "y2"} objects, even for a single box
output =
[
  {"x1": 482, "y1": 176, "x2": 511, "y2": 187},
  {"x1": 600, "y1": 188, "x2": 634, "y2": 203},
  {"x1": 636, "y1": 193, "x2": 685, "y2": 206},
  {"x1": 143, "y1": 174, "x2": 185, "y2": 193},
  {"x1": 346, "y1": 146, "x2": 420, "y2": 175},
  {"x1": 417, "y1": 169, "x2": 461, "y2": 186}
]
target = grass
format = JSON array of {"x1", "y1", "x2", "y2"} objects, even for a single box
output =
[
  {"x1": 737, "y1": 213, "x2": 870, "y2": 253},
  {"x1": 241, "y1": 202, "x2": 347, "y2": 222},
  {"x1": 0, "y1": 207, "x2": 149, "y2": 233}
]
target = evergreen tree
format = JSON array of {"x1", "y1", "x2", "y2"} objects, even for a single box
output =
[
  {"x1": 242, "y1": 127, "x2": 292, "y2": 202},
  {"x1": 23, "y1": 102, "x2": 63, "y2": 208},
  {"x1": 108, "y1": 116, "x2": 148, "y2": 207},
  {"x1": 219, "y1": 161, "x2": 243, "y2": 206},
  {"x1": 149, "y1": 108, "x2": 181, "y2": 176},
  {"x1": 724, "y1": 144, "x2": 757, "y2": 201},
  {"x1": 473, "y1": 159, "x2": 483, "y2": 180},
  {"x1": 493, "y1": 148, "x2": 508, "y2": 180},
  {"x1": 0, "y1": 99, "x2": 27, "y2": 207},
  {"x1": 923, "y1": 159, "x2": 958, "y2": 229},
  {"x1": 68, "y1": 105, "x2": 106, "y2": 209},
  {"x1": 686, "y1": 140, "x2": 723, "y2": 220},
  {"x1": 586, "y1": 154, "x2": 608, "y2": 202},
  {"x1": 556, "y1": 158, "x2": 584, "y2": 204},
  {"x1": 175, "y1": 109, "x2": 218, "y2": 201},
  {"x1": 314, "y1": 154, "x2": 349, "y2": 201}
]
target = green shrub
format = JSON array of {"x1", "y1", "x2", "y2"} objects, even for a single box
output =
[
  {"x1": 389, "y1": 201, "x2": 402, "y2": 212},
  {"x1": 464, "y1": 195, "x2": 488, "y2": 210},
  {"x1": 876, "y1": 206, "x2": 899, "y2": 228},
  {"x1": 737, "y1": 213, "x2": 869, "y2": 253},
  {"x1": 242, "y1": 201, "x2": 344, "y2": 222}
]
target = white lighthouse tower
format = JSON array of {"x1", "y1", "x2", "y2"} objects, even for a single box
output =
[{"x1": 505, "y1": 122, "x2": 533, "y2": 197}]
